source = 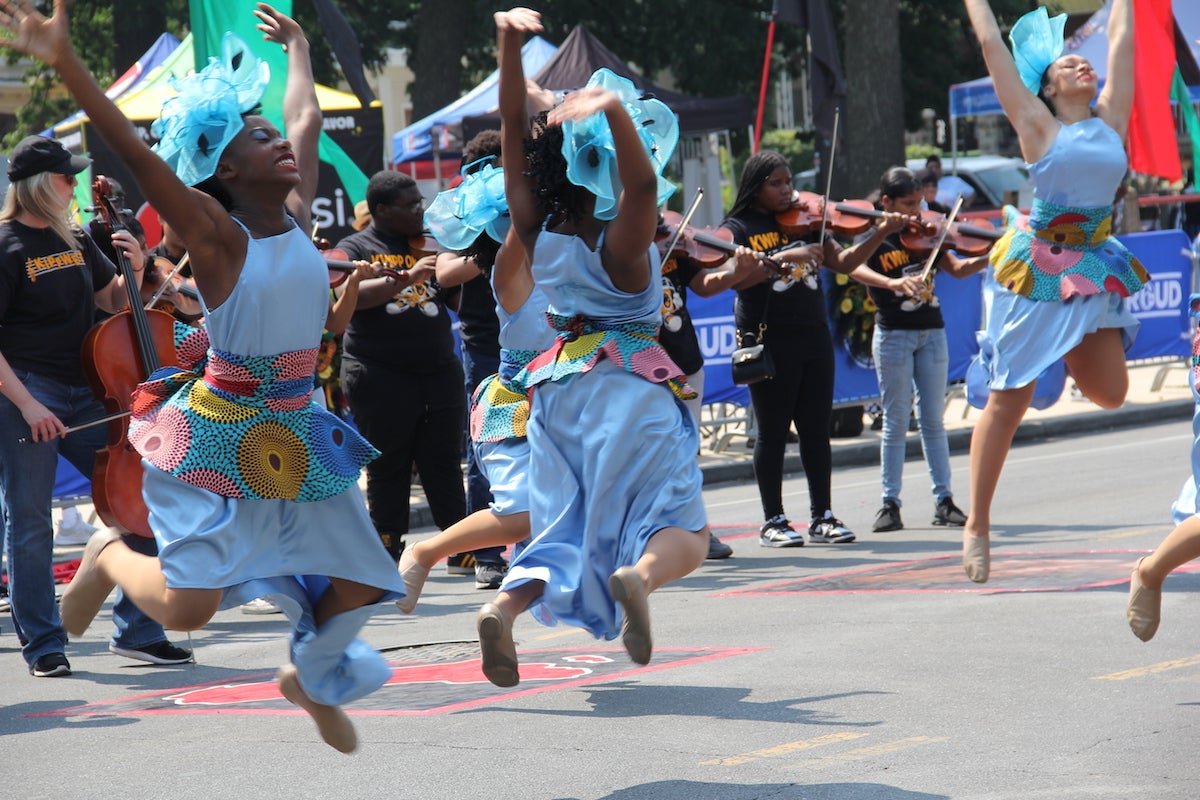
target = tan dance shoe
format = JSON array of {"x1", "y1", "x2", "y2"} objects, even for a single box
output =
[
  {"x1": 394, "y1": 548, "x2": 430, "y2": 614},
  {"x1": 60, "y1": 527, "x2": 124, "y2": 637},
  {"x1": 609, "y1": 566, "x2": 652, "y2": 665},
  {"x1": 1126, "y1": 556, "x2": 1161, "y2": 642},
  {"x1": 962, "y1": 532, "x2": 990, "y2": 584},
  {"x1": 276, "y1": 663, "x2": 357, "y2": 753},
  {"x1": 477, "y1": 603, "x2": 519, "y2": 687}
]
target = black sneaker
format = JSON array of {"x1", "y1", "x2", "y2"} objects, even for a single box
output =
[
  {"x1": 109, "y1": 640, "x2": 193, "y2": 665},
  {"x1": 30, "y1": 652, "x2": 71, "y2": 677},
  {"x1": 759, "y1": 516, "x2": 804, "y2": 548},
  {"x1": 933, "y1": 497, "x2": 968, "y2": 527},
  {"x1": 872, "y1": 501, "x2": 903, "y2": 532},
  {"x1": 446, "y1": 553, "x2": 476, "y2": 575},
  {"x1": 808, "y1": 516, "x2": 856, "y2": 543},
  {"x1": 706, "y1": 532, "x2": 733, "y2": 559},
  {"x1": 474, "y1": 561, "x2": 508, "y2": 590}
]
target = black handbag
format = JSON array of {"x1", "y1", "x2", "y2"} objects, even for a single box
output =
[{"x1": 731, "y1": 322, "x2": 775, "y2": 385}]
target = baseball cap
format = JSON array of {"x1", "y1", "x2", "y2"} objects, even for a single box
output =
[{"x1": 7, "y1": 135, "x2": 91, "y2": 182}]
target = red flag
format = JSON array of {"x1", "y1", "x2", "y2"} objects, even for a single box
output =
[{"x1": 1127, "y1": 0, "x2": 1179, "y2": 181}]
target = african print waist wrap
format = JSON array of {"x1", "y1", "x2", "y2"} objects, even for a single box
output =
[
  {"x1": 989, "y1": 200, "x2": 1150, "y2": 301},
  {"x1": 509, "y1": 312, "x2": 695, "y2": 401},
  {"x1": 469, "y1": 349, "x2": 540, "y2": 444},
  {"x1": 1190, "y1": 294, "x2": 1200, "y2": 395},
  {"x1": 128, "y1": 334, "x2": 379, "y2": 502}
]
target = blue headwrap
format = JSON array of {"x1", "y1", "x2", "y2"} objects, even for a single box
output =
[
  {"x1": 423, "y1": 158, "x2": 510, "y2": 251},
  {"x1": 1009, "y1": 7, "x2": 1067, "y2": 96},
  {"x1": 152, "y1": 33, "x2": 270, "y2": 187},
  {"x1": 560, "y1": 68, "x2": 679, "y2": 221}
]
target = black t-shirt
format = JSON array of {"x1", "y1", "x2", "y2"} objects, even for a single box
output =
[
  {"x1": 0, "y1": 220, "x2": 116, "y2": 386},
  {"x1": 457, "y1": 272, "x2": 501, "y2": 358},
  {"x1": 336, "y1": 225, "x2": 459, "y2": 372},
  {"x1": 724, "y1": 208, "x2": 827, "y2": 331},
  {"x1": 658, "y1": 253, "x2": 704, "y2": 375},
  {"x1": 854, "y1": 230, "x2": 944, "y2": 331}
]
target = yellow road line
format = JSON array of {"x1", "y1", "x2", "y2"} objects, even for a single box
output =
[
  {"x1": 531, "y1": 627, "x2": 587, "y2": 641},
  {"x1": 833, "y1": 736, "x2": 949, "y2": 760},
  {"x1": 700, "y1": 732, "x2": 868, "y2": 766},
  {"x1": 1093, "y1": 654, "x2": 1200, "y2": 681},
  {"x1": 1096, "y1": 527, "x2": 1161, "y2": 542}
]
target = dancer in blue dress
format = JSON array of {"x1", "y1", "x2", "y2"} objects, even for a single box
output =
[
  {"x1": 961, "y1": 0, "x2": 1148, "y2": 583},
  {"x1": 2, "y1": 1, "x2": 404, "y2": 752},
  {"x1": 474, "y1": 8, "x2": 709, "y2": 688}
]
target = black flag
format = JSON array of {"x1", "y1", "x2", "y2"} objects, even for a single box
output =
[
  {"x1": 310, "y1": 0, "x2": 377, "y2": 108},
  {"x1": 775, "y1": 0, "x2": 846, "y2": 145}
]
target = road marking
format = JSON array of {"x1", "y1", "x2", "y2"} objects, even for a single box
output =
[
  {"x1": 1093, "y1": 654, "x2": 1200, "y2": 681},
  {"x1": 700, "y1": 732, "x2": 869, "y2": 766},
  {"x1": 1096, "y1": 527, "x2": 1162, "y2": 542},
  {"x1": 833, "y1": 735, "x2": 950, "y2": 759},
  {"x1": 532, "y1": 627, "x2": 587, "y2": 641}
]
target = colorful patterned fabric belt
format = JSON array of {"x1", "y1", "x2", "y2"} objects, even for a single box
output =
[
  {"x1": 989, "y1": 200, "x2": 1150, "y2": 301},
  {"x1": 129, "y1": 338, "x2": 378, "y2": 502},
  {"x1": 470, "y1": 347, "x2": 543, "y2": 443},
  {"x1": 510, "y1": 312, "x2": 694, "y2": 401}
]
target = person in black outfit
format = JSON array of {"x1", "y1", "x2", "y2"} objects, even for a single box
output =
[
  {"x1": 721, "y1": 150, "x2": 863, "y2": 548},
  {"x1": 657, "y1": 238, "x2": 756, "y2": 559},
  {"x1": 434, "y1": 130, "x2": 512, "y2": 589},
  {"x1": 336, "y1": 171, "x2": 466, "y2": 561}
]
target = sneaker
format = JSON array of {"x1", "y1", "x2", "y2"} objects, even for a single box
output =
[
  {"x1": 54, "y1": 510, "x2": 97, "y2": 547},
  {"x1": 759, "y1": 516, "x2": 804, "y2": 548},
  {"x1": 30, "y1": 652, "x2": 71, "y2": 677},
  {"x1": 808, "y1": 515, "x2": 856, "y2": 543},
  {"x1": 109, "y1": 640, "x2": 193, "y2": 665},
  {"x1": 240, "y1": 597, "x2": 283, "y2": 615},
  {"x1": 706, "y1": 532, "x2": 733, "y2": 559},
  {"x1": 872, "y1": 501, "x2": 903, "y2": 532},
  {"x1": 446, "y1": 553, "x2": 476, "y2": 575},
  {"x1": 933, "y1": 497, "x2": 968, "y2": 527},
  {"x1": 474, "y1": 561, "x2": 508, "y2": 590},
  {"x1": 0, "y1": 585, "x2": 9, "y2": 613}
]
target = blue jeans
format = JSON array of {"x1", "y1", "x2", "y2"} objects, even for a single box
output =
[
  {"x1": 0, "y1": 370, "x2": 166, "y2": 665},
  {"x1": 462, "y1": 347, "x2": 504, "y2": 564},
  {"x1": 872, "y1": 327, "x2": 953, "y2": 507}
]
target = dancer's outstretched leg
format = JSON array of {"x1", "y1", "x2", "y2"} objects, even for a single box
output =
[
  {"x1": 964, "y1": 384, "x2": 1034, "y2": 583},
  {"x1": 1129, "y1": 516, "x2": 1200, "y2": 641},
  {"x1": 398, "y1": 510, "x2": 528, "y2": 613}
]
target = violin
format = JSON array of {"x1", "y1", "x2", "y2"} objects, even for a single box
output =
[
  {"x1": 655, "y1": 211, "x2": 796, "y2": 277},
  {"x1": 897, "y1": 210, "x2": 1000, "y2": 258},
  {"x1": 142, "y1": 255, "x2": 200, "y2": 319},
  {"x1": 81, "y1": 176, "x2": 178, "y2": 538},
  {"x1": 775, "y1": 192, "x2": 878, "y2": 237}
]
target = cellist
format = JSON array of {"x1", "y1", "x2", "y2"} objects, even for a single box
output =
[{"x1": 0, "y1": 135, "x2": 191, "y2": 678}]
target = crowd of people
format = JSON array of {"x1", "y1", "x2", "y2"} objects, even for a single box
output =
[{"x1": 0, "y1": 0, "x2": 1186, "y2": 753}]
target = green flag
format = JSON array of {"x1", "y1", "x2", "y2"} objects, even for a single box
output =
[
  {"x1": 1173, "y1": 68, "x2": 1200, "y2": 182},
  {"x1": 189, "y1": 0, "x2": 369, "y2": 203}
]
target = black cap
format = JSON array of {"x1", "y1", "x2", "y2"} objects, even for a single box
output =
[{"x1": 7, "y1": 135, "x2": 91, "y2": 182}]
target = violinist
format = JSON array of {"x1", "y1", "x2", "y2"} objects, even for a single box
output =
[
  {"x1": 963, "y1": 0, "x2": 1148, "y2": 583},
  {"x1": 656, "y1": 211, "x2": 758, "y2": 560},
  {"x1": 841, "y1": 166, "x2": 987, "y2": 535},
  {"x1": 722, "y1": 150, "x2": 863, "y2": 550},
  {"x1": 90, "y1": 211, "x2": 202, "y2": 324},
  {"x1": 0, "y1": 135, "x2": 190, "y2": 677},
  {"x1": 336, "y1": 170, "x2": 467, "y2": 563}
]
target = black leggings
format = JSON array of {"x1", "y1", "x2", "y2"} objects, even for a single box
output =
[{"x1": 747, "y1": 324, "x2": 835, "y2": 522}]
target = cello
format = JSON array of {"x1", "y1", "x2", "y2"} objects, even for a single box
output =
[{"x1": 81, "y1": 176, "x2": 178, "y2": 538}]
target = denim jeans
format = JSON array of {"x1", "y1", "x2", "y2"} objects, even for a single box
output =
[
  {"x1": 872, "y1": 326, "x2": 953, "y2": 506},
  {"x1": 462, "y1": 346, "x2": 504, "y2": 564},
  {"x1": 0, "y1": 370, "x2": 165, "y2": 665}
]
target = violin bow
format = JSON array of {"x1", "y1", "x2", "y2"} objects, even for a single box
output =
[
  {"x1": 918, "y1": 194, "x2": 965, "y2": 284},
  {"x1": 143, "y1": 251, "x2": 191, "y2": 311},
  {"x1": 662, "y1": 188, "x2": 705, "y2": 262},
  {"x1": 16, "y1": 410, "x2": 131, "y2": 444},
  {"x1": 817, "y1": 107, "x2": 841, "y2": 245}
]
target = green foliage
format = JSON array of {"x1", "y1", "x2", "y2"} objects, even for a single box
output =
[{"x1": 759, "y1": 129, "x2": 816, "y2": 173}]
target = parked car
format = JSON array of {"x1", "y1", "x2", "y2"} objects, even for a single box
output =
[{"x1": 792, "y1": 155, "x2": 1032, "y2": 215}]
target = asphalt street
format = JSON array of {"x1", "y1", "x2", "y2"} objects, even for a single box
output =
[{"x1": 2, "y1": 417, "x2": 1199, "y2": 799}]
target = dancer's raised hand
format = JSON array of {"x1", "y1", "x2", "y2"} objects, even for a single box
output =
[{"x1": 0, "y1": 0, "x2": 68, "y2": 67}]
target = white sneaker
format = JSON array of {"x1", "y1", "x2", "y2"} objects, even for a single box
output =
[
  {"x1": 240, "y1": 597, "x2": 283, "y2": 615},
  {"x1": 54, "y1": 509, "x2": 98, "y2": 547}
]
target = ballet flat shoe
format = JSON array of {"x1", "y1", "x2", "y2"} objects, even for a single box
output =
[
  {"x1": 60, "y1": 527, "x2": 124, "y2": 637},
  {"x1": 477, "y1": 603, "x2": 519, "y2": 688},
  {"x1": 609, "y1": 566, "x2": 652, "y2": 665},
  {"x1": 1126, "y1": 556, "x2": 1161, "y2": 642},
  {"x1": 394, "y1": 548, "x2": 430, "y2": 614},
  {"x1": 276, "y1": 663, "x2": 357, "y2": 753},
  {"x1": 962, "y1": 533, "x2": 990, "y2": 584}
]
